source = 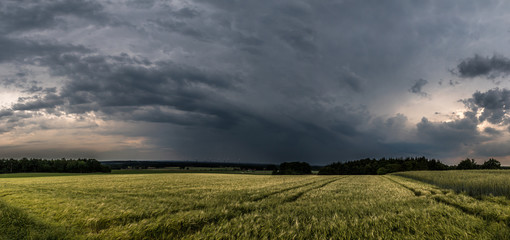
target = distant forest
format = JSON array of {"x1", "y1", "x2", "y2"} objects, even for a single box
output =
[
  {"x1": 0, "y1": 158, "x2": 111, "y2": 174},
  {"x1": 272, "y1": 162, "x2": 312, "y2": 175},
  {"x1": 0, "y1": 157, "x2": 503, "y2": 175},
  {"x1": 102, "y1": 160, "x2": 278, "y2": 171},
  {"x1": 318, "y1": 157, "x2": 502, "y2": 175}
]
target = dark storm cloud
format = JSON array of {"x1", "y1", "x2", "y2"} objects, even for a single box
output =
[
  {"x1": 456, "y1": 54, "x2": 510, "y2": 78},
  {"x1": 15, "y1": 52, "x2": 242, "y2": 130},
  {"x1": 150, "y1": 18, "x2": 208, "y2": 41},
  {"x1": 337, "y1": 67, "x2": 366, "y2": 92},
  {"x1": 2, "y1": 72, "x2": 50, "y2": 94},
  {"x1": 0, "y1": 0, "x2": 94, "y2": 66},
  {"x1": 11, "y1": 49, "x2": 400, "y2": 162},
  {"x1": 0, "y1": 38, "x2": 89, "y2": 64},
  {"x1": 3, "y1": 0, "x2": 510, "y2": 163},
  {"x1": 483, "y1": 127, "x2": 502, "y2": 136},
  {"x1": 0, "y1": 109, "x2": 13, "y2": 118},
  {"x1": 409, "y1": 79, "x2": 429, "y2": 96},
  {"x1": 472, "y1": 140, "x2": 510, "y2": 158},
  {"x1": 268, "y1": 4, "x2": 317, "y2": 54},
  {"x1": 463, "y1": 88, "x2": 510, "y2": 124},
  {"x1": 163, "y1": 105, "x2": 381, "y2": 162},
  {"x1": 416, "y1": 114, "x2": 483, "y2": 151},
  {"x1": 0, "y1": 0, "x2": 106, "y2": 33},
  {"x1": 22, "y1": 85, "x2": 43, "y2": 94},
  {"x1": 12, "y1": 93, "x2": 64, "y2": 111}
]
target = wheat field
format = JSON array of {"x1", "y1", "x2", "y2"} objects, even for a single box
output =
[{"x1": 1, "y1": 172, "x2": 509, "y2": 239}]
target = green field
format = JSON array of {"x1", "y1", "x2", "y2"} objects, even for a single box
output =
[
  {"x1": 395, "y1": 170, "x2": 510, "y2": 198},
  {"x1": 1, "y1": 172, "x2": 510, "y2": 239}
]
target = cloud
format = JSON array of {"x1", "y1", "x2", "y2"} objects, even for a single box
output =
[
  {"x1": 12, "y1": 94, "x2": 64, "y2": 111},
  {"x1": 0, "y1": 109, "x2": 13, "y2": 118},
  {"x1": 456, "y1": 54, "x2": 510, "y2": 78},
  {"x1": 337, "y1": 67, "x2": 366, "y2": 92},
  {"x1": 9, "y1": 52, "x2": 243, "y2": 130},
  {"x1": 463, "y1": 88, "x2": 510, "y2": 124},
  {"x1": 473, "y1": 141, "x2": 510, "y2": 157},
  {"x1": 409, "y1": 79, "x2": 429, "y2": 96},
  {"x1": 0, "y1": 0, "x2": 106, "y2": 34},
  {"x1": 483, "y1": 127, "x2": 502, "y2": 136},
  {"x1": 0, "y1": 38, "x2": 89, "y2": 64},
  {"x1": 416, "y1": 113, "x2": 482, "y2": 151},
  {"x1": 2, "y1": 0, "x2": 510, "y2": 163}
]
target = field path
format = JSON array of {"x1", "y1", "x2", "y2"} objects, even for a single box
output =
[{"x1": 385, "y1": 175, "x2": 510, "y2": 230}]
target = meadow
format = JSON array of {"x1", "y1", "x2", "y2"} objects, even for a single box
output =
[{"x1": 1, "y1": 172, "x2": 510, "y2": 239}]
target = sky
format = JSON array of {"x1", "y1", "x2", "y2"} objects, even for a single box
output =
[{"x1": 2, "y1": 0, "x2": 510, "y2": 165}]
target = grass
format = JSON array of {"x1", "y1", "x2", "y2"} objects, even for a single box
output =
[
  {"x1": 1, "y1": 172, "x2": 510, "y2": 239},
  {"x1": 393, "y1": 170, "x2": 510, "y2": 198}
]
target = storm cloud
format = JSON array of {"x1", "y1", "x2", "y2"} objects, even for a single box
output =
[
  {"x1": 409, "y1": 79, "x2": 429, "y2": 96},
  {"x1": 457, "y1": 55, "x2": 510, "y2": 79},
  {"x1": 463, "y1": 88, "x2": 510, "y2": 124},
  {"x1": 2, "y1": 0, "x2": 510, "y2": 164}
]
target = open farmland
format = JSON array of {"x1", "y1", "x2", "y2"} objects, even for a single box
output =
[
  {"x1": 395, "y1": 170, "x2": 510, "y2": 198},
  {"x1": 1, "y1": 173, "x2": 510, "y2": 239}
]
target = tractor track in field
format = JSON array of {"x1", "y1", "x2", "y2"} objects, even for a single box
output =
[
  {"x1": 250, "y1": 179, "x2": 323, "y2": 201},
  {"x1": 431, "y1": 196, "x2": 510, "y2": 227},
  {"x1": 384, "y1": 175, "x2": 510, "y2": 227},
  {"x1": 156, "y1": 176, "x2": 344, "y2": 238},
  {"x1": 88, "y1": 176, "x2": 343, "y2": 235},
  {"x1": 282, "y1": 177, "x2": 341, "y2": 203},
  {"x1": 382, "y1": 176, "x2": 425, "y2": 196}
]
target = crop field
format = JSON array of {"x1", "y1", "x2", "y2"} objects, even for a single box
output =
[
  {"x1": 395, "y1": 170, "x2": 510, "y2": 198},
  {"x1": 1, "y1": 172, "x2": 510, "y2": 239}
]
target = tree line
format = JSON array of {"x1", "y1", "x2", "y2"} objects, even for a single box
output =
[
  {"x1": 317, "y1": 157, "x2": 502, "y2": 175},
  {"x1": 456, "y1": 158, "x2": 501, "y2": 170},
  {"x1": 272, "y1": 162, "x2": 312, "y2": 175},
  {"x1": 0, "y1": 158, "x2": 111, "y2": 174}
]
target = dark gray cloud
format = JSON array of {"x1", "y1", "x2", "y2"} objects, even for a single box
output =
[
  {"x1": 337, "y1": 67, "x2": 366, "y2": 92},
  {"x1": 12, "y1": 93, "x2": 64, "y2": 111},
  {"x1": 0, "y1": 110, "x2": 13, "y2": 118},
  {"x1": 6, "y1": 47, "x2": 414, "y2": 162},
  {"x1": 2, "y1": 0, "x2": 510, "y2": 163},
  {"x1": 456, "y1": 54, "x2": 510, "y2": 78},
  {"x1": 409, "y1": 79, "x2": 429, "y2": 96},
  {"x1": 473, "y1": 141, "x2": 510, "y2": 158},
  {"x1": 0, "y1": 0, "x2": 106, "y2": 34},
  {"x1": 0, "y1": 37, "x2": 89, "y2": 64},
  {"x1": 416, "y1": 113, "x2": 483, "y2": 153},
  {"x1": 484, "y1": 127, "x2": 502, "y2": 136},
  {"x1": 5, "y1": 51, "x2": 246, "y2": 133},
  {"x1": 463, "y1": 88, "x2": 510, "y2": 124}
]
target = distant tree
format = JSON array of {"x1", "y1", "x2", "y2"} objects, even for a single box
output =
[
  {"x1": 273, "y1": 162, "x2": 312, "y2": 175},
  {"x1": 385, "y1": 164, "x2": 402, "y2": 173},
  {"x1": 376, "y1": 167, "x2": 389, "y2": 175},
  {"x1": 0, "y1": 158, "x2": 110, "y2": 174},
  {"x1": 456, "y1": 158, "x2": 478, "y2": 170},
  {"x1": 318, "y1": 157, "x2": 449, "y2": 175},
  {"x1": 482, "y1": 158, "x2": 501, "y2": 169}
]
